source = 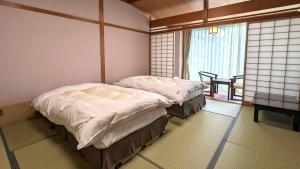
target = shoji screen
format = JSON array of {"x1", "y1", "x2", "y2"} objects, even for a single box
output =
[
  {"x1": 150, "y1": 33, "x2": 175, "y2": 77},
  {"x1": 244, "y1": 18, "x2": 300, "y2": 103}
]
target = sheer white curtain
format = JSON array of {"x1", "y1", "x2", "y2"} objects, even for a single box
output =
[{"x1": 188, "y1": 23, "x2": 247, "y2": 81}]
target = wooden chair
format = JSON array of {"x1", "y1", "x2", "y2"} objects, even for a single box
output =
[
  {"x1": 198, "y1": 71, "x2": 218, "y2": 97},
  {"x1": 230, "y1": 75, "x2": 244, "y2": 100}
]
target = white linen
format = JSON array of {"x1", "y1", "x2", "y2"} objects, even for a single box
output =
[
  {"x1": 32, "y1": 83, "x2": 171, "y2": 149},
  {"x1": 115, "y1": 76, "x2": 208, "y2": 105},
  {"x1": 185, "y1": 89, "x2": 204, "y2": 102},
  {"x1": 93, "y1": 107, "x2": 166, "y2": 149}
]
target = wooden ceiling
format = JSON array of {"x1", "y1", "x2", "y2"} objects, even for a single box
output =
[
  {"x1": 134, "y1": 0, "x2": 202, "y2": 19},
  {"x1": 121, "y1": 0, "x2": 300, "y2": 33},
  {"x1": 121, "y1": 0, "x2": 251, "y2": 19}
]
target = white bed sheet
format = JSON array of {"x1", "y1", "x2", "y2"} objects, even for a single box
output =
[
  {"x1": 184, "y1": 89, "x2": 204, "y2": 102},
  {"x1": 32, "y1": 83, "x2": 170, "y2": 149},
  {"x1": 93, "y1": 107, "x2": 166, "y2": 149},
  {"x1": 115, "y1": 76, "x2": 208, "y2": 105}
]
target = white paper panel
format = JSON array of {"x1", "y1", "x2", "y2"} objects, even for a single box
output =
[
  {"x1": 248, "y1": 40, "x2": 259, "y2": 46},
  {"x1": 249, "y1": 23, "x2": 260, "y2": 29},
  {"x1": 291, "y1": 18, "x2": 300, "y2": 24},
  {"x1": 270, "y1": 88, "x2": 283, "y2": 94},
  {"x1": 287, "y1": 65, "x2": 300, "y2": 71},
  {"x1": 274, "y1": 32, "x2": 289, "y2": 39},
  {"x1": 240, "y1": 18, "x2": 299, "y2": 102},
  {"x1": 286, "y1": 71, "x2": 300, "y2": 77},
  {"x1": 261, "y1": 27, "x2": 274, "y2": 34},
  {"x1": 285, "y1": 84, "x2": 300, "y2": 90},
  {"x1": 261, "y1": 34, "x2": 274, "y2": 40},
  {"x1": 291, "y1": 25, "x2": 300, "y2": 31},
  {"x1": 247, "y1": 58, "x2": 258, "y2": 63},
  {"x1": 258, "y1": 63, "x2": 271, "y2": 69},
  {"x1": 259, "y1": 52, "x2": 272, "y2": 57},
  {"x1": 261, "y1": 46, "x2": 274, "y2": 51},
  {"x1": 257, "y1": 76, "x2": 270, "y2": 81},
  {"x1": 290, "y1": 32, "x2": 300, "y2": 38},
  {"x1": 261, "y1": 21, "x2": 274, "y2": 28},
  {"x1": 271, "y1": 70, "x2": 285, "y2": 76},
  {"x1": 245, "y1": 79, "x2": 256, "y2": 85},
  {"x1": 270, "y1": 82, "x2": 284, "y2": 88},
  {"x1": 274, "y1": 39, "x2": 288, "y2": 45},
  {"x1": 258, "y1": 69, "x2": 270, "y2": 75},
  {"x1": 275, "y1": 19, "x2": 290, "y2": 26},
  {"x1": 260, "y1": 40, "x2": 273, "y2": 46},
  {"x1": 248, "y1": 28, "x2": 260, "y2": 35},
  {"x1": 290, "y1": 45, "x2": 300, "y2": 51},
  {"x1": 246, "y1": 75, "x2": 257, "y2": 80},
  {"x1": 290, "y1": 38, "x2": 300, "y2": 45},
  {"x1": 150, "y1": 33, "x2": 174, "y2": 77},
  {"x1": 284, "y1": 90, "x2": 298, "y2": 96},
  {"x1": 275, "y1": 26, "x2": 289, "y2": 33},
  {"x1": 248, "y1": 34, "x2": 260, "y2": 41},
  {"x1": 257, "y1": 81, "x2": 269, "y2": 87},
  {"x1": 271, "y1": 76, "x2": 285, "y2": 83}
]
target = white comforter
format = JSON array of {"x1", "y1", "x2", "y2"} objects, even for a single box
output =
[
  {"x1": 115, "y1": 76, "x2": 209, "y2": 105},
  {"x1": 32, "y1": 83, "x2": 171, "y2": 149}
]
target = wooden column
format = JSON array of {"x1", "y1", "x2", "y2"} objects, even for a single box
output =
[{"x1": 99, "y1": 0, "x2": 106, "y2": 83}]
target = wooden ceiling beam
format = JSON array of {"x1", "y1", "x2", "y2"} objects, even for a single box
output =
[
  {"x1": 208, "y1": 0, "x2": 300, "y2": 18},
  {"x1": 150, "y1": 0, "x2": 300, "y2": 28},
  {"x1": 150, "y1": 10, "x2": 300, "y2": 34},
  {"x1": 150, "y1": 11, "x2": 204, "y2": 28},
  {"x1": 203, "y1": 0, "x2": 208, "y2": 24},
  {"x1": 120, "y1": 0, "x2": 143, "y2": 4}
]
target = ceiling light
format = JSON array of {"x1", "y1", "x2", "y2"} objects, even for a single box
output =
[
  {"x1": 298, "y1": 9, "x2": 300, "y2": 12},
  {"x1": 209, "y1": 26, "x2": 219, "y2": 35}
]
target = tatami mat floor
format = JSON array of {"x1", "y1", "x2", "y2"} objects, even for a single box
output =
[
  {"x1": 0, "y1": 99, "x2": 300, "y2": 169},
  {"x1": 0, "y1": 132, "x2": 11, "y2": 169}
]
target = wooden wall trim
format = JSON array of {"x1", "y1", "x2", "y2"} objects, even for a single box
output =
[
  {"x1": 0, "y1": 0, "x2": 99, "y2": 24},
  {"x1": 0, "y1": 102, "x2": 36, "y2": 126},
  {"x1": 0, "y1": 0, "x2": 149, "y2": 35},
  {"x1": 150, "y1": 0, "x2": 300, "y2": 28},
  {"x1": 99, "y1": 0, "x2": 106, "y2": 83},
  {"x1": 104, "y1": 23, "x2": 149, "y2": 34}
]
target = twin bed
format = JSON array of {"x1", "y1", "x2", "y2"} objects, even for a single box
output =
[
  {"x1": 32, "y1": 76, "x2": 208, "y2": 169},
  {"x1": 116, "y1": 76, "x2": 208, "y2": 118}
]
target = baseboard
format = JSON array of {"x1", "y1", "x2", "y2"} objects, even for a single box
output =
[{"x1": 0, "y1": 102, "x2": 37, "y2": 126}]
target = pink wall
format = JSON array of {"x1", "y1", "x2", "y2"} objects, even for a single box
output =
[
  {"x1": 0, "y1": 5, "x2": 100, "y2": 106},
  {"x1": 6, "y1": 0, "x2": 99, "y2": 20},
  {"x1": 105, "y1": 27, "x2": 149, "y2": 84},
  {"x1": 104, "y1": 0, "x2": 150, "y2": 83},
  {"x1": 0, "y1": 0, "x2": 150, "y2": 106},
  {"x1": 104, "y1": 0, "x2": 149, "y2": 32}
]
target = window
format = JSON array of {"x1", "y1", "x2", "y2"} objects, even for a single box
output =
[{"x1": 188, "y1": 23, "x2": 247, "y2": 81}]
